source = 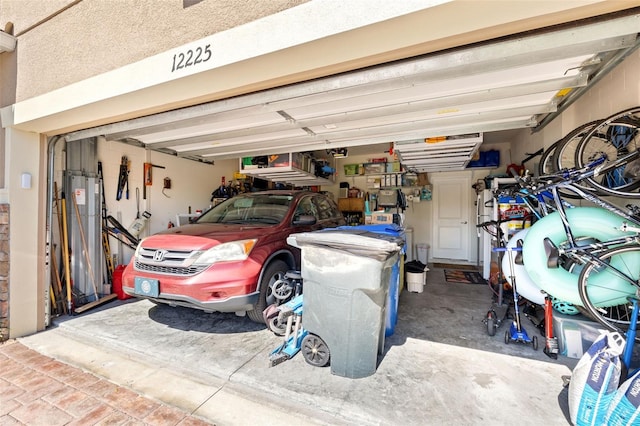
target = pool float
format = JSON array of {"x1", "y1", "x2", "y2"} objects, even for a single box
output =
[
  {"x1": 501, "y1": 228, "x2": 545, "y2": 305},
  {"x1": 522, "y1": 207, "x2": 639, "y2": 307}
]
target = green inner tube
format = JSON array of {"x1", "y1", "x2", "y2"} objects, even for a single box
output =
[{"x1": 522, "y1": 207, "x2": 639, "y2": 306}]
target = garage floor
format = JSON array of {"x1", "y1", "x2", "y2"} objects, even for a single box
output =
[{"x1": 17, "y1": 266, "x2": 582, "y2": 425}]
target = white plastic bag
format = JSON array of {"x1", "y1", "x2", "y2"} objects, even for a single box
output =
[{"x1": 568, "y1": 331, "x2": 625, "y2": 426}]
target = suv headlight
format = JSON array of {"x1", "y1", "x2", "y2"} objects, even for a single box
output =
[{"x1": 190, "y1": 239, "x2": 257, "y2": 265}]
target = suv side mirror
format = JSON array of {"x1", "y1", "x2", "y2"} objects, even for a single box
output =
[{"x1": 293, "y1": 215, "x2": 317, "y2": 226}]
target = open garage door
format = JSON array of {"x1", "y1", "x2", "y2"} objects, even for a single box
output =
[{"x1": 62, "y1": 13, "x2": 640, "y2": 172}]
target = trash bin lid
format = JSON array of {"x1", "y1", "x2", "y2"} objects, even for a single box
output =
[
  {"x1": 288, "y1": 229, "x2": 403, "y2": 261},
  {"x1": 335, "y1": 224, "x2": 404, "y2": 235}
]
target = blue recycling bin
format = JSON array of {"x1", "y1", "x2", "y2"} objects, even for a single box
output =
[{"x1": 336, "y1": 224, "x2": 405, "y2": 337}]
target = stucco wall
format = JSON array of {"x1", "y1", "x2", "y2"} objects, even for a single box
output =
[{"x1": 1, "y1": 0, "x2": 308, "y2": 102}]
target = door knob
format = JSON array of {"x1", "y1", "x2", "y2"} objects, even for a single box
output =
[{"x1": 461, "y1": 221, "x2": 468, "y2": 224}]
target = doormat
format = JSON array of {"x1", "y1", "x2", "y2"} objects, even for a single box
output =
[
  {"x1": 433, "y1": 263, "x2": 478, "y2": 271},
  {"x1": 444, "y1": 269, "x2": 487, "y2": 285}
]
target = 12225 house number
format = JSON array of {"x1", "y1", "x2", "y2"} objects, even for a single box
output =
[{"x1": 171, "y1": 44, "x2": 212, "y2": 72}]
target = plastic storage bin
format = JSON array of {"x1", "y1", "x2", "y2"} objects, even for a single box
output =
[
  {"x1": 288, "y1": 229, "x2": 403, "y2": 379},
  {"x1": 406, "y1": 272, "x2": 425, "y2": 293},
  {"x1": 417, "y1": 243, "x2": 429, "y2": 264},
  {"x1": 335, "y1": 224, "x2": 405, "y2": 337}
]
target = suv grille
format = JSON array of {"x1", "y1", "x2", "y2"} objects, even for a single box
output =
[{"x1": 134, "y1": 247, "x2": 207, "y2": 276}]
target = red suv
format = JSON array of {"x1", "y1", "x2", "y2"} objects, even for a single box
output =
[{"x1": 122, "y1": 190, "x2": 345, "y2": 322}]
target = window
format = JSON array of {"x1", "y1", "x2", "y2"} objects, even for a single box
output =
[{"x1": 294, "y1": 196, "x2": 317, "y2": 220}]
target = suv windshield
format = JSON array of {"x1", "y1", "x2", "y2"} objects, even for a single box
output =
[{"x1": 197, "y1": 194, "x2": 293, "y2": 225}]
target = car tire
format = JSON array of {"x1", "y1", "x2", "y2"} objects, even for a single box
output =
[{"x1": 247, "y1": 259, "x2": 289, "y2": 323}]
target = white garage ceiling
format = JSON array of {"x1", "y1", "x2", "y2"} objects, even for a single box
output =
[{"x1": 65, "y1": 14, "x2": 640, "y2": 172}]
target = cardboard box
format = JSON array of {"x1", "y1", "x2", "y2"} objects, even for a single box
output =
[
  {"x1": 363, "y1": 163, "x2": 386, "y2": 174},
  {"x1": 343, "y1": 164, "x2": 361, "y2": 176},
  {"x1": 370, "y1": 212, "x2": 394, "y2": 224}
]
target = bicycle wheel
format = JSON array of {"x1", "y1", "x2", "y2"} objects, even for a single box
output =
[
  {"x1": 551, "y1": 120, "x2": 603, "y2": 197},
  {"x1": 538, "y1": 140, "x2": 560, "y2": 176},
  {"x1": 577, "y1": 245, "x2": 640, "y2": 337},
  {"x1": 575, "y1": 107, "x2": 640, "y2": 197},
  {"x1": 552, "y1": 120, "x2": 600, "y2": 172}
]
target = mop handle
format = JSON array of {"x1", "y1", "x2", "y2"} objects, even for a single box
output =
[{"x1": 492, "y1": 247, "x2": 522, "y2": 252}]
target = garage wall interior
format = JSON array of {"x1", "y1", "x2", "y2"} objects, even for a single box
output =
[{"x1": 1, "y1": 1, "x2": 640, "y2": 338}]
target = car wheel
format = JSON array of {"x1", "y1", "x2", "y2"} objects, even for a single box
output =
[{"x1": 247, "y1": 259, "x2": 289, "y2": 323}]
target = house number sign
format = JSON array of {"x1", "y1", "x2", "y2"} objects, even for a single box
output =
[{"x1": 171, "y1": 44, "x2": 212, "y2": 72}]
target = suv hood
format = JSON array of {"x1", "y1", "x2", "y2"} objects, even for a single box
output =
[{"x1": 140, "y1": 223, "x2": 279, "y2": 250}]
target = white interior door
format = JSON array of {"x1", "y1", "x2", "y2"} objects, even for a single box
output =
[{"x1": 431, "y1": 175, "x2": 471, "y2": 260}]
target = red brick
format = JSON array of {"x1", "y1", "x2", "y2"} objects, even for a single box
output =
[
  {"x1": 92, "y1": 410, "x2": 132, "y2": 425},
  {"x1": 64, "y1": 370, "x2": 101, "y2": 389},
  {"x1": 51, "y1": 388, "x2": 88, "y2": 411},
  {"x1": 2, "y1": 343, "x2": 41, "y2": 362},
  {"x1": 65, "y1": 395, "x2": 104, "y2": 418},
  {"x1": 9, "y1": 399, "x2": 73, "y2": 426},
  {"x1": 14, "y1": 376, "x2": 66, "y2": 404},
  {"x1": 83, "y1": 379, "x2": 120, "y2": 398},
  {"x1": 0, "y1": 396, "x2": 21, "y2": 416},
  {"x1": 103, "y1": 386, "x2": 140, "y2": 405},
  {"x1": 66, "y1": 404, "x2": 114, "y2": 426},
  {"x1": 36, "y1": 359, "x2": 68, "y2": 375},
  {"x1": 0, "y1": 378, "x2": 25, "y2": 401},
  {"x1": 177, "y1": 416, "x2": 215, "y2": 426},
  {"x1": 45, "y1": 362, "x2": 81, "y2": 382},
  {"x1": 5, "y1": 366, "x2": 37, "y2": 384},
  {"x1": 0, "y1": 358, "x2": 23, "y2": 377},
  {"x1": 0, "y1": 414, "x2": 21, "y2": 425},
  {"x1": 143, "y1": 404, "x2": 188, "y2": 426},
  {"x1": 116, "y1": 395, "x2": 161, "y2": 420},
  {"x1": 21, "y1": 353, "x2": 52, "y2": 370},
  {"x1": 41, "y1": 385, "x2": 77, "y2": 405}
]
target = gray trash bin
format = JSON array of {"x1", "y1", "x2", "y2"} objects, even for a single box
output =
[{"x1": 288, "y1": 229, "x2": 403, "y2": 378}]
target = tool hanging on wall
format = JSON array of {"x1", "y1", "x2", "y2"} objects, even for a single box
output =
[
  {"x1": 162, "y1": 177, "x2": 171, "y2": 198},
  {"x1": 142, "y1": 162, "x2": 166, "y2": 199},
  {"x1": 97, "y1": 162, "x2": 114, "y2": 283},
  {"x1": 129, "y1": 188, "x2": 152, "y2": 237},
  {"x1": 116, "y1": 156, "x2": 130, "y2": 200}
]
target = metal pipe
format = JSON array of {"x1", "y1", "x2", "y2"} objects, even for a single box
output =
[{"x1": 46, "y1": 135, "x2": 64, "y2": 323}]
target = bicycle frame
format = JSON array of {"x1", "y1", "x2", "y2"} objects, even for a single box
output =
[{"x1": 497, "y1": 151, "x2": 640, "y2": 290}]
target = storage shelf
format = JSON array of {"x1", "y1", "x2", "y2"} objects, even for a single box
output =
[
  {"x1": 240, "y1": 152, "x2": 335, "y2": 186},
  {"x1": 242, "y1": 165, "x2": 334, "y2": 186}
]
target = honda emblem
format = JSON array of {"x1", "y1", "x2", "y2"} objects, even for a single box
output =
[{"x1": 153, "y1": 250, "x2": 167, "y2": 262}]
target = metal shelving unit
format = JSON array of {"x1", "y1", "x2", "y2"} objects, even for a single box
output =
[{"x1": 240, "y1": 153, "x2": 335, "y2": 186}]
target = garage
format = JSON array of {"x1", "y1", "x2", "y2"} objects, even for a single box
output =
[{"x1": 2, "y1": 1, "x2": 640, "y2": 424}]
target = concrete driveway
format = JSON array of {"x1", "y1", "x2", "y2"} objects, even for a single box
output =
[{"x1": 20, "y1": 270, "x2": 578, "y2": 425}]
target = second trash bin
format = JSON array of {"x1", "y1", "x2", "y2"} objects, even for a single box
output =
[
  {"x1": 335, "y1": 224, "x2": 405, "y2": 337},
  {"x1": 288, "y1": 229, "x2": 403, "y2": 379}
]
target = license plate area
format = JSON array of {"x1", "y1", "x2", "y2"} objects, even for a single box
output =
[{"x1": 134, "y1": 277, "x2": 160, "y2": 297}]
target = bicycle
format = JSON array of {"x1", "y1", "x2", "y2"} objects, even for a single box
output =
[{"x1": 503, "y1": 156, "x2": 640, "y2": 338}]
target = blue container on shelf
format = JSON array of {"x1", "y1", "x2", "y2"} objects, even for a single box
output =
[{"x1": 335, "y1": 224, "x2": 405, "y2": 337}]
